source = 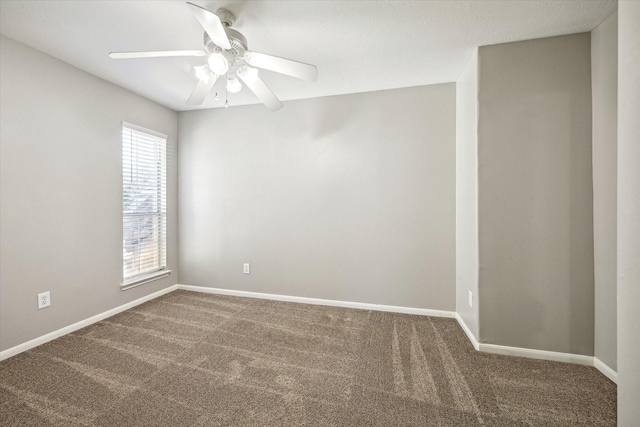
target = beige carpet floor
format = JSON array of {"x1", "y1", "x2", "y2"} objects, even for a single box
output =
[{"x1": 0, "y1": 290, "x2": 616, "y2": 426}]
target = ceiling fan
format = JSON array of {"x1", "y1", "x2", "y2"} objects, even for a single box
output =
[{"x1": 109, "y1": 2, "x2": 318, "y2": 111}]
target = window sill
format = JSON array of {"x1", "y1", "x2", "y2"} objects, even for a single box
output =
[{"x1": 121, "y1": 270, "x2": 172, "y2": 291}]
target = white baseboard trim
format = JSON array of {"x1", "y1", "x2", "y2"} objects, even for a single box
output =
[
  {"x1": 477, "y1": 342, "x2": 594, "y2": 366},
  {"x1": 0, "y1": 284, "x2": 178, "y2": 362},
  {"x1": 177, "y1": 284, "x2": 457, "y2": 318},
  {"x1": 453, "y1": 311, "x2": 618, "y2": 379},
  {"x1": 594, "y1": 357, "x2": 618, "y2": 383},
  {"x1": 0, "y1": 282, "x2": 619, "y2": 386},
  {"x1": 454, "y1": 313, "x2": 480, "y2": 350}
]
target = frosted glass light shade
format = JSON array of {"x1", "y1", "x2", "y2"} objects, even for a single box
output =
[
  {"x1": 194, "y1": 65, "x2": 211, "y2": 82},
  {"x1": 227, "y1": 77, "x2": 242, "y2": 93},
  {"x1": 208, "y1": 53, "x2": 229, "y2": 75},
  {"x1": 238, "y1": 65, "x2": 259, "y2": 82}
]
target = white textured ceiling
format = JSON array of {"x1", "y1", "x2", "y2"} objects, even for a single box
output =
[{"x1": 0, "y1": 0, "x2": 616, "y2": 111}]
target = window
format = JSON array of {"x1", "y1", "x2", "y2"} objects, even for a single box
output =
[{"x1": 121, "y1": 123, "x2": 169, "y2": 289}]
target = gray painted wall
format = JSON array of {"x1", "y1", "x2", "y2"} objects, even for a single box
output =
[
  {"x1": 455, "y1": 49, "x2": 480, "y2": 339},
  {"x1": 617, "y1": 1, "x2": 640, "y2": 424},
  {"x1": 591, "y1": 11, "x2": 618, "y2": 372},
  {"x1": 178, "y1": 84, "x2": 456, "y2": 310},
  {"x1": 0, "y1": 36, "x2": 179, "y2": 352},
  {"x1": 477, "y1": 34, "x2": 595, "y2": 355}
]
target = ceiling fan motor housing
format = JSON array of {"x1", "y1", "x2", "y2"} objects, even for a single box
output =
[
  {"x1": 204, "y1": 27, "x2": 247, "y2": 55},
  {"x1": 204, "y1": 28, "x2": 248, "y2": 78}
]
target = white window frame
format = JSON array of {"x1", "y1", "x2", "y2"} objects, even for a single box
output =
[{"x1": 121, "y1": 122, "x2": 171, "y2": 290}]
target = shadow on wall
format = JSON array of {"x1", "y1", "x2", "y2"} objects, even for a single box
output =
[
  {"x1": 480, "y1": 84, "x2": 593, "y2": 355},
  {"x1": 306, "y1": 95, "x2": 360, "y2": 139}
]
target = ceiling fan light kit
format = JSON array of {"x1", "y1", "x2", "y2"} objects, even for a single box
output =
[
  {"x1": 109, "y1": 2, "x2": 318, "y2": 111},
  {"x1": 238, "y1": 65, "x2": 259, "y2": 82},
  {"x1": 226, "y1": 77, "x2": 242, "y2": 93},
  {"x1": 207, "y1": 52, "x2": 230, "y2": 75},
  {"x1": 194, "y1": 64, "x2": 212, "y2": 83}
]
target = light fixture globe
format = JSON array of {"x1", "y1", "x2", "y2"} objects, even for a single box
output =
[
  {"x1": 238, "y1": 65, "x2": 258, "y2": 82},
  {"x1": 194, "y1": 65, "x2": 211, "y2": 83},
  {"x1": 207, "y1": 52, "x2": 229, "y2": 75},
  {"x1": 227, "y1": 77, "x2": 242, "y2": 93}
]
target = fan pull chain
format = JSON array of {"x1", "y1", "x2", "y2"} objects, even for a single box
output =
[{"x1": 224, "y1": 82, "x2": 229, "y2": 108}]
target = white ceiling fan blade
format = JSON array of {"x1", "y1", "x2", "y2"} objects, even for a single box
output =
[
  {"x1": 109, "y1": 50, "x2": 207, "y2": 59},
  {"x1": 239, "y1": 73, "x2": 283, "y2": 111},
  {"x1": 186, "y1": 75, "x2": 219, "y2": 105},
  {"x1": 245, "y1": 52, "x2": 318, "y2": 82},
  {"x1": 187, "y1": 2, "x2": 231, "y2": 50}
]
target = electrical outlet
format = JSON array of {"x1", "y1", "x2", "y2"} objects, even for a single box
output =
[
  {"x1": 243, "y1": 263, "x2": 250, "y2": 274},
  {"x1": 468, "y1": 290, "x2": 473, "y2": 308},
  {"x1": 38, "y1": 291, "x2": 51, "y2": 309}
]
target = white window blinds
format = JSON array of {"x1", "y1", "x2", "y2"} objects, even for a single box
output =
[{"x1": 122, "y1": 123, "x2": 167, "y2": 283}]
